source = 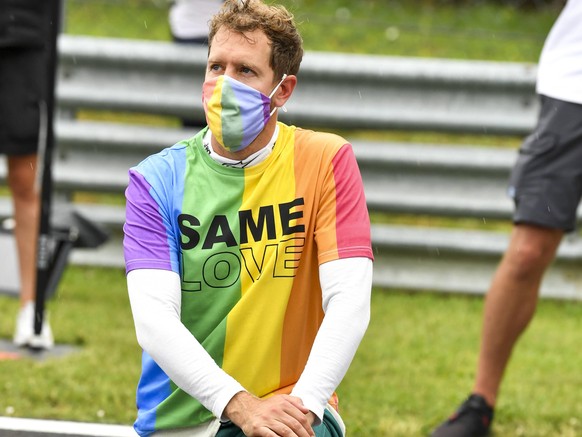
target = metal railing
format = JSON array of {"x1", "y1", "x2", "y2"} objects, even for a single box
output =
[{"x1": 2, "y1": 35, "x2": 581, "y2": 299}]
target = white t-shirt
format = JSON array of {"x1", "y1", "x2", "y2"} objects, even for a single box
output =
[
  {"x1": 536, "y1": 0, "x2": 582, "y2": 104},
  {"x1": 169, "y1": 0, "x2": 223, "y2": 40}
]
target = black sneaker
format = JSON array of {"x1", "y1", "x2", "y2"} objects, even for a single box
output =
[{"x1": 430, "y1": 394, "x2": 494, "y2": 437}]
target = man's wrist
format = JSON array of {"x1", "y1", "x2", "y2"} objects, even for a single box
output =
[
  {"x1": 306, "y1": 410, "x2": 317, "y2": 425},
  {"x1": 223, "y1": 390, "x2": 253, "y2": 424}
]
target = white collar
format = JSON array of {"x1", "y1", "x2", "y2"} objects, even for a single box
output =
[{"x1": 203, "y1": 125, "x2": 279, "y2": 168}]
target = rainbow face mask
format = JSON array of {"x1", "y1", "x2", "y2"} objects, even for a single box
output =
[{"x1": 202, "y1": 74, "x2": 287, "y2": 153}]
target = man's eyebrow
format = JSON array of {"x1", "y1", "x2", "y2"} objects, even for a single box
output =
[
  {"x1": 240, "y1": 62, "x2": 258, "y2": 70},
  {"x1": 206, "y1": 58, "x2": 260, "y2": 71}
]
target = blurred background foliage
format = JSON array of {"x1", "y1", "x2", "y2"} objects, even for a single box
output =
[{"x1": 64, "y1": 0, "x2": 565, "y2": 61}]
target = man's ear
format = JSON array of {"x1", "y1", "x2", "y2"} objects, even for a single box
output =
[{"x1": 272, "y1": 75, "x2": 297, "y2": 108}]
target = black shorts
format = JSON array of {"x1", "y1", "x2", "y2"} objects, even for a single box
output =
[
  {"x1": 0, "y1": 46, "x2": 49, "y2": 156},
  {"x1": 508, "y1": 95, "x2": 582, "y2": 232}
]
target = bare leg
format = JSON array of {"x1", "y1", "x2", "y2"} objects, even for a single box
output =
[
  {"x1": 7, "y1": 154, "x2": 40, "y2": 307},
  {"x1": 472, "y1": 223, "x2": 563, "y2": 407}
]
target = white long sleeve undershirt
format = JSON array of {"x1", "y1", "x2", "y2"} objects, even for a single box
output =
[
  {"x1": 127, "y1": 269, "x2": 245, "y2": 419},
  {"x1": 127, "y1": 256, "x2": 372, "y2": 423},
  {"x1": 291, "y1": 257, "x2": 372, "y2": 421}
]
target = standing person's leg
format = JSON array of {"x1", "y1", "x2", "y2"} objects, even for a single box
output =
[
  {"x1": 8, "y1": 153, "x2": 52, "y2": 348},
  {"x1": 1, "y1": 46, "x2": 54, "y2": 348},
  {"x1": 473, "y1": 95, "x2": 582, "y2": 410},
  {"x1": 431, "y1": 95, "x2": 582, "y2": 437},
  {"x1": 7, "y1": 154, "x2": 40, "y2": 307},
  {"x1": 473, "y1": 223, "x2": 562, "y2": 407},
  {"x1": 430, "y1": 225, "x2": 562, "y2": 437}
]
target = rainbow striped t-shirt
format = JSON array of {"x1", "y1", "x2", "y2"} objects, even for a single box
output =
[{"x1": 123, "y1": 122, "x2": 373, "y2": 435}]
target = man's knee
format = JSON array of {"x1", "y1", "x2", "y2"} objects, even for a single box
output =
[
  {"x1": 7, "y1": 156, "x2": 37, "y2": 199},
  {"x1": 504, "y1": 227, "x2": 562, "y2": 280}
]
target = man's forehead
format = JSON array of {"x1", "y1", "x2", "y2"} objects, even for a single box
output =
[
  {"x1": 211, "y1": 27, "x2": 270, "y2": 50},
  {"x1": 208, "y1": 28, "x2": 272, "y2": 73}
]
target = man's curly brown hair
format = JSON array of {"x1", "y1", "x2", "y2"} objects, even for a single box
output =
[{"x1": 208, "y1": 0, "x2": 304, "y2": 80}]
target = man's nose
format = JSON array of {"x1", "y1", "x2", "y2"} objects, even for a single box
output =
[{"x1": 223, "y1": 67, "x2": 236, "y2": 77}]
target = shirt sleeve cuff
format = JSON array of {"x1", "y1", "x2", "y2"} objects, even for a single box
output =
[
  {"x1": 290, "y1": 390, "x2": 324, "y2": 426},
  {"x1": 212, "y1": 381, "x2": 247, "y2": 421}
]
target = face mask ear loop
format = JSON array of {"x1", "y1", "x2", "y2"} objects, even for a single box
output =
[
  {"x1": 269, "y1": 74, "x2": 288, "y2": 116},
  {"x1": 268, "y1": 74, "x2": 288, "y2": 99}
]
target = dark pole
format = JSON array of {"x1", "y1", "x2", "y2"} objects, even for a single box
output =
[{"x1": 34, "y1": 0, "x2": 61, "y2": 340}]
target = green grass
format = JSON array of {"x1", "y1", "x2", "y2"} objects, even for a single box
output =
[
  {"x1": 290, "y1": 0, "x2": 560, "y2": 62},
  {"x1": 64, "y1": 0, "x2": 561, "y2": 62},
  {"x1": 65, "y1": 0, "x2": 172, "y2": 41},
  {"x1": 0, "y1": 267, "x2": 139, "y2": 424},
  {"x1": 339, "y1": 291, "x2": 582, "y2": 436},
  {"x1": 2, "y1": 267, "x2": 582, "y2": 436},
  {"x1": 65, "y1": 0, "x2": 560, "y2": 62}
]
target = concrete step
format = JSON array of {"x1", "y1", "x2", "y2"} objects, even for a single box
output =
[{"x1": 0, "y1": 416, "x2": 134, "y2": 437}]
